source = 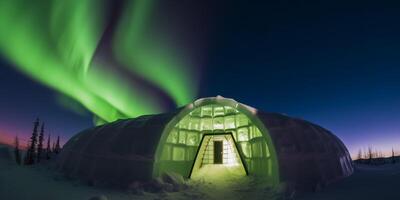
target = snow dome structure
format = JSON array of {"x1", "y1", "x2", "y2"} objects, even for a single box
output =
[{"x1": 58, "y1": 96, "x2": 353, "y2": 192}]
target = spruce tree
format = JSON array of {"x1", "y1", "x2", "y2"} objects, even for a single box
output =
[
  {"x1": 367, "y1": 146, "x2": 373, "y2": 164},
  {"x1": 357, "y1": 149, "x2": 363, "y2": 162},
  {"x1": 54, "y1": 136, "x2": 61, "y2": 154},
  {"x1": 46, "y1": 134, "x2": 51, "y2": 160},
  {"x1": 25, "y1": 118, "x2": 40, "y2": 165},
  {"x1": 392, "y1": 148, "x2": 396, "y2": 164},
  {"x1": 52, "y1": 142, "x2": 55, "y2": 153},
  {"x1": 24, "y1": 141, "x2": 30, "y2": 165},
  {"x1": 14, "y1": 136, "x2": 21, "y2": 165},
  {"x1": 37, "y1": 123, "x2": 45, "y2": 162}
]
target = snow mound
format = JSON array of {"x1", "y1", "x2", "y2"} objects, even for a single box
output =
[
  {"x1": 88, "y1": 195, "x2": 108, "y2": 200},
  {"x1": 128, "y1": 172, "x2": 189, "y2": 194},
  {"x1": 0, "y1": 145, "x2": 13, "y2": 163}
]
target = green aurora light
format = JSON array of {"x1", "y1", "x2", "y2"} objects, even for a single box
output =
[
  {"x1": 113, "y1": 0, "x2": 197, "y2": 106},
  {"x1": 0, "y1": 0, "x2": 197, "y2": 124}
]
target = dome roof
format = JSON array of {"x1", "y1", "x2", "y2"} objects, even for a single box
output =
[
  {"x1": 58, "y1": 96, "x2": 353, "y2": 191},
  {"x1": 256, "y1": 112, "x2": 353, "y2": 190}
]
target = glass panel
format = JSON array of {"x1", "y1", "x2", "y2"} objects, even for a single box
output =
[
  {"x1": 224, "y1": 116, "x2": 235, "y2": 129},
  {"x1": 264, "y1": 142, "x2": 270, "y2": 157},
  {"x1": 249, "y1": 126, "x2": 254, "y2": 139},
  {"x1": 254, "y1": 127, "x2": 262, "y2": 137},
  {"x1": 224, "y1": 106, "x2": 237, "y2": 114},
  {"x1": 236, "y1": 114, "x2": 248, "y2": 127},
  {"x1": 213, "y1": 106, "x2": 225, "y2": 117},
  {"x1": 186, "y1": 148, "x2": 197, "y2": 160},
  {"x1": 223, "y1": 137, "x2": 239, "y2": 165},
  {"x1": 201, "y1": 118, "x2": 213, "y2": 131},
  {"x1": 213, "y1": 116, "x2": 224, "y2": 130},
  {"x1": 167, "y1": 129, "x2": 179, "y2": 143},
  {"x1": 187, "y1": 132, "x2": 198, "y2": 146},
  {"x1": 190, "y1": 117, "x2": 200, "y2": 130},
  {"x1": 240, "y1": 142, "x2": 252, "y2": 158},
  {"x1": 179, "y1": 116, "x2": 189, "y2": 129},
  {"x1": 179, "y1": 130, "x2": 186, "y2": 144},
  {"x1": 161, "y1": 145, "x2": 172, "y2": 160},
  {"x1": 190, "y1": 107, "x2": 201, "y2": 117},
  {"x1": 238, "y1": 127, "x2": 249, "y2": 141},
  {"x1": 201, "y1": 106, "x2": 213, "y2": 117},
  {"x1": 172, "y1": 146, "x2": 185, "y2": 161},
  {"x1": 252, "y1": 142, "x2": 263, "y2": 157}
]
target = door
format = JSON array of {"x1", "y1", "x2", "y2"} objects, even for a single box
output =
[{"x1": 214, "y1": 141, "x2": 223, "y2": 164}]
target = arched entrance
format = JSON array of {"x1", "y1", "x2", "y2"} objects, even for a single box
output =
[
  {"x1": 153, "y1": 97, "x2": 279, "y2": 185},
  {"x1": 189, "y1": 132, "x2": 247, "y2": 180}
]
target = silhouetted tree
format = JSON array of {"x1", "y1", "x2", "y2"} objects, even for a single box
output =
[
  {"x1": 52, "y1": 142, "x2": 55, "y2": 153},
  {"x1": 24, "y1": 140, "x2": 30, "y2": 165},
  {"x1": 37, "y1": 123, "x2": 45, "y2": 162},
  {"x1": 367, "y1": 146, "x2": 373, "y2": 164},
  {"x1": 357, "y1": 149, "x2": 363, "y2": 161},
  {"x1": 46, "y1": 134, "x2": 51, "y2": 160},
  {"x1": 54, "y1": 136, "x2": 61, "y2": 154},
  {"x1": 14, "y1": 136, "x2": 21, "y2": 165},
  {"x1": 363, "y1": 147, "x2": 368, "y2": 161},
  {"x1": 25, "y1": 118, "x2": 40, "y2": 165},
  {"x1": 392, "y1": 148, "x2": 396, "y2": 164}
]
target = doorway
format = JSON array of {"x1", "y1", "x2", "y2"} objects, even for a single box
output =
[
  {"x1": 214, "y1": 141, "x2": 223, "y2": 164},
  {"x1": 189, "y1": 133, "x2": 247, "y2": 179}
]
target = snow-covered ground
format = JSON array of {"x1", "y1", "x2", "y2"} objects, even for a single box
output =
[
  {"x1": 299, "y1": 163, "x2": 400, "y2": 200},
  {"x1": 0, "y1": 144, "x2": 280, "y2": 200},
  {"x1": 1, "y1": 144, "x2": 399, "y2": 200}
]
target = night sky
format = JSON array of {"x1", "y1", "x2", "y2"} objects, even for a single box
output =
[{"x1": 1, "y1": 1, "x2": 400, "y2": 157}]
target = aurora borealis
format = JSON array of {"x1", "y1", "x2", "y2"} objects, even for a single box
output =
[
  {"x1": 1, "y1": 1, "x2": 400, "y2": 158},
  {"x1": 0, "y1": 0, "x2": 199, "y2": 125}
]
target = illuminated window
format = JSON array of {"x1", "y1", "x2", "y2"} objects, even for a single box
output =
[
  {"x1": 240, "y1": 142, "x2": 252, "y2": 158},
  {"x1": 238, "y1": 127, "x2": 249, "y2": 141},
  {"x1": 224, "y1": 106, "x2": 237, "y2": 114},
  {"x1": 264, "y1": 142, "x2": 270, "y2": 157},
  {"x1": 190, "y1": 118, "x2": 200, "y2": 130},
  {"x1": 213, "y1": 116, "x2": 224, "y2": 130},
  {"x1": 224, "y1": 116, "x2": 236, "y2": 129},
  {"x1": 167, "y1": 129, "x2": 179, "y2": 143},
  {"x1": 190, "y1": 107, "x2": 201, "y2": 117},
  {"x1": 236, "y1": 114, "x2": 248, "y2": 127},
  {"x1": 201, "y1": 118, "x2": 213, "y2": 131},
  {"x1": 187, "y1": 132, "x2": 198, "y2": 146},
  {"x1": 213, "y1": 106, "x2": 225, "y2": 117},
  {"x1": 251, "y1": 142, "x2": 263, "y2": 157},
  {"x1": 179, "y1": 117, "x2": 189, "y2": 129},
  {"x1": 178, "y1": 131, "x2": 186, "y2": 144},
  {"x1": 201, "y1": 106, "x2": 213, "y2": 117},
  {"x1": 172, "y1": 147, "x2": 185, "y2": 161}
]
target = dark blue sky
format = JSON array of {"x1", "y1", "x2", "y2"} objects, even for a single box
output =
[
  {"x1": 0, "y1": 60, "x2": 93, "y2": 145},
  {"x1": 1, "y1": 1, "x2": 400, "y2": 156},
  {"x1": 200, "y1": 1, "x2": 400, "y2": 156}
]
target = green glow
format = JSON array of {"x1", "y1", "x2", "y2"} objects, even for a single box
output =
[
  {"x1": 1, "y1": 0, "x2": 111, "y2": 121},
  {"x1": 0, "y1": 0, "x2": 178, "y2": 123},
  {"x1": 155, "y1": 104, "x2": 276, "y2": 183},
  {"x1": 191, "y1": 135, "x2": 247, "y2": 181},
  {"x1": 113, "y1": 0, "x2": 196, "y2": 106},
  {"x1": 162, "y1": 104, "x2": 271, "y2": 161}
]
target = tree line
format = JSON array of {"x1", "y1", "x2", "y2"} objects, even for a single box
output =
[
  {"x1": 14, "y1": 118, "x2": 62, "y2": 165},
  {"x1": 355, "y1": 146, "x2": 399, "y2": 165}
]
